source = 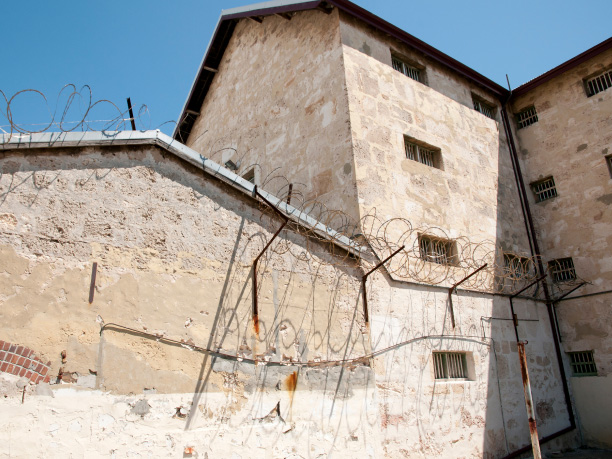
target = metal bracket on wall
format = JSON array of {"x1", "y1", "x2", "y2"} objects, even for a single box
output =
[
  {"x1": 447, "y1": 263, "x2": 488, "y2": 328},
  {"x1": 361, "y1": 245, "x2": 405, "y2": 323},
  {"x1": 252, "y1": 185, "x2": 289, "y2": 334}
]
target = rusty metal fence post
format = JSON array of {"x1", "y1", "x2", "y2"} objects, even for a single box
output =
[{"x1": 517, "y1": 341, "x2": 542, "y2": 459}]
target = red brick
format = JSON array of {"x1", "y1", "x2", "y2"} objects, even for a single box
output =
[
  {"x1": 8, "y1": 345, "x2": 16, "y2": 353},
  {"x1": 17, "y1": 357, "x2": 25, "y2": 367},
  {"x1": 18, "y1": 368, "x2": 26, "y2": 377},
  {"x1": 0, "y1": 351, "x2": 6, "y2": 361},
  {"x1": 35, "y1": 363, "x2": 44, "y2": 373},
  {"x1": 43, "y1": 375, "x2": 51, "y2": 383},
  {"x1": 15, "y1": 346, "x2": 24, "y2": 355},
  {"x1": 10, "y1": 354, "x2": 18, "y2": 364},
  {"x1": 25, "y1": 370, "x2": 34, "y2": 381},
  {"x1": 40, "y1": 366, "x2": 49, "y2": 376},
  {"x1": 1, "y1": 342, "x2": 8, "y2": 351},
  {"x1": 34, "y1": 374, "x2": 43, "y2": 384},
  {"x1": 24, "y1": 359, "x2": 32, "y2": 369},
  {"x1": 7, "y1": 364, "x2": 15, "y2": 374},
  {"x1": 0, "y1": 362, "x2": 7, "y2": 372},
  {"x1": 22, "y1": 349, "x2": 33, "y2": 359}
]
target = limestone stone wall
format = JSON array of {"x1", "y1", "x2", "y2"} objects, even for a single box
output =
[
  {"x1": 187, "y1": 9, "x2": 361, "y2": 224},
  {"x1": 0, "y1": 143, "x2": 577, "y2": 457},
  {"x1": 0, "y1": 145, "x2": 368, "y2": 395},
  {"x1": 340, "y1": 33, "x2": 531, "y2": 263},
  {"x1": 512, "y1": 48, "x2": 612, "y2": 448}
]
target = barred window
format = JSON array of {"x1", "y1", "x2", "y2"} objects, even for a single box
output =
[
  {"x1": 568, "y1": 351, "x2": 597, "y2": 376},
  {"x1": 530, "y1": 177, "x2": 557, "y2": 203},
  {"x1": 548, "y1": 257, "x2": 576, "y2": 283},
  {"x1": 503, "y1": 254, "x2": 532, "y2": 280},
  {"x1": 404, "y1": 137, "x2": 441, "y2": 169},
  {"x1": 419, "y1": 234, "x2": 458, "y2": 266},
  {"x1": 392, "y1": 55, "x2": 422, "y2": 83},
  {"x1": 473, "y1": 97, "x2": 495, "y2": 119},
  {"x1": 516, "y1": 106, "x2": 538, "y2": 129},
  {"x1": 433, "y1": 352, "x2": 468, "y2": 379},
  {"x1": 585, "y1": 70, "x2": 612, "y2": 97}
]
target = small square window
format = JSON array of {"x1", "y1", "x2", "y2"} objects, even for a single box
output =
[
  {"x1": 433, "y1": 352, "x2": 468, "y2": 379},
  {"x1": 392, "y1": 55, "x2": 423, "y2": 83},
  {"x1": 530, "y1": 177, "x2": 557, "y2": 203},
  {"x1": 404, "y1": 137, "x2": 441, "y2": 169},
  {"x1": 585, "y1": 70, "x2": 612, "y2": 97},
  {"x1": 568, "y1": 351, "x2": 597, "y2": 376},
  {"x1": 472, "y1": 96, "x2": 495, "y2": 119},
  {"x1": 503, "y1": 253, "x2": 533, "y2": 280},
  {"x1": 242, "y1": 169, "x2": 255, "y2": 184},
  {"x1": 419, "y1": 234, "x2": 458, "y2": 266},
  {"x1": 516, "y1": 106, "x2": 538, "y2": 129},
  {"x1": 548, "y1": 257, "x2": 576, "y2": 283}
]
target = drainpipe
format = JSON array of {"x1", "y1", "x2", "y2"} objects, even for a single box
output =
[{"x1": 500, "y1": 104, "x2": 576, "y2": 458}]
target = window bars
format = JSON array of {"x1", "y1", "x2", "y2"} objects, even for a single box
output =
[
  {"x1": 530, "y1": 177, "x2": 557, "y2": 202},
  {"x1": 405, "y1": 139, "x2": 437, "y2": 168},
  {"x1": 568, "y1": 351, "x2": 597, "y2": 376},
  {"x1": 419, "y1": 235, "x2": 456, "y2": 265},
  {"x1": 516, "y1": 106, "x2": 538, "y2": 129},
  {"x1": 548, "y1": 257, "x2": 577, "y2": 283},
  {"x1": 473, "y1": 99, "x2": 495, "y2": 119},
  {"x1": 433, "y1": 352, "x2": 467, "y2": 379},
  {"x1": 503, "y1": 254, "x2": 532, "y2": 280},
  {"x1": 586, "y1": 70, "x2": 612, "y2": 97},
  {"x1": 392, "y1": 56, "x2": 421, "y2": 83}
]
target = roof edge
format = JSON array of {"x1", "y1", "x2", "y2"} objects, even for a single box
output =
[{"x1": 512, "y1": 36, "x2": 612, "y2": 97}]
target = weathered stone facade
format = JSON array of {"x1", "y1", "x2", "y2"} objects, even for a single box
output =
[
  {"x1": 1, "y1": 0, "x2": 610, "y2": 457},
  {"x1": 512, "y1": 47, "x2": 612, "y2": 449}
]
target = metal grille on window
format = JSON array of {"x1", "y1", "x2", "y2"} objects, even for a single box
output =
[
  {"x1": 392, "y1": 56, "x2": 421, "y2": 83},
  {"x1": 586, "y1": 70, "x2": 612, "y2": 97},
  {"x1": 516, "y1": 106, "x2": 538, "y2": 129},
  {"x1": 569, "y1": 351, "x2": 597, "y2": 376},
  {"x1": 531, "y1": 177, "x2": 557, "y2": 202},
  {"x1": 548, "y1": 258, "x2": 576, "y2": 283},
  {"x1": 419, "y1": 236, "x2": 455, "y2": 265},
  {"x1": 473, "y1": 99, "x2": 494, "y2": 119},
  {"x1": 503, "y1": 254, "x2": 531, "y2": 279},
  {"x1": 433, "y1": 352, "x2": 467, "y2": 379},
  {"x1": 405, "y1": 140, "x2": 435, "y2": 168}
]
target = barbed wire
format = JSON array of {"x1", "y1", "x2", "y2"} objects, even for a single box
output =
[
  {"x1": 0, "y1": 87, "x2": 586, "y2": 298},
  {"x1": 0, "y1": 85, "x2": 176, "y2": 141}
]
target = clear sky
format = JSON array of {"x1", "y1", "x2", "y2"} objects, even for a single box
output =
[{"x1": 1, "y1": 0, "x2": 610, "y2": 136}]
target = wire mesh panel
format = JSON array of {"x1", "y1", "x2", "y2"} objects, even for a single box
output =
[
  {"x1": 516, "y1": 106, "x2": 539, "y2": 129},
  {"x1": 586, "y1": 70, "x2": 612, "y2": 96},
  {"x1": 569, "y1": 351, "x2": 597, "y2": 376},
  {"x1": 530, "y1": 177, "x2": 557, "y2": 202},
  {"x1": 433, "y1": 352, "x2": 467, "y2": 379},
  {"x1": 548, "y1": 258, "x2": 577, "y2": 283},
  {"x1": 392, "y1": 56, "x2": 421, "y2": 83}
]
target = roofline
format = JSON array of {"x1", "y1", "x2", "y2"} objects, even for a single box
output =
[
  {"x1": 0, "y1": 130, "x2": 362, "y2": 257},
  {"x1": 173, "y1": 0, "x2": 508, "y2": 141},
  {"x1": 512, "y1": 36, "x2": 612, "y2": 97}
]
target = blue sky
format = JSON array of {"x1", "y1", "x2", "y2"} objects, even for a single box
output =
[{"x1": 1, "y1": 0, "x2": 610, "y2": 136}]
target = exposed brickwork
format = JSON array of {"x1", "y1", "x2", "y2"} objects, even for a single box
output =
[{"x1": 0, "y1": 340, "x2": 51, "y2": 384}]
